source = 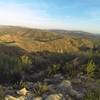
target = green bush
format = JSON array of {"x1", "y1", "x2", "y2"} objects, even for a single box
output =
[
  {"x1": 86, "y1": 60, "x2": 96, "y2": 78},
  {"x1": 84, "y1": 89, "x2": 100, "y2": 100},
  {"x1": 0, "y1": 53, "x2": 32, "y2": 83},
  {"x1": 20, "y1": 55, "x2": 32, "y2": 72}
]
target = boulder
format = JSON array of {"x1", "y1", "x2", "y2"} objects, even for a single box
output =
[
  {"x1": 57, "y1": 80, "x2": 72, "y2": 94},
  {"x1": 70, "y1": 89, "x2": 84, "y2": 100},
  {"x1": 17, "y1": 88, "x2": 28, "y2": 96}
]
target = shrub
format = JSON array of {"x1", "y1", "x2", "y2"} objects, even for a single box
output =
[
  {"x1": 20, "y1": 55, "x2": 32, "y2": 65},
  {"x1": 86, "y1": 60, "x2": 96, "y2": 78},
  {"x1": 20, "y1": 55, "x2": 32, "y2": 72},
  {"x1": 18, "y1": 81, "x2": 28, "y2": 89},
  {"x1": 84, "y1": 89, "x2": 100, "y2": 100},
  {"x1": 0, "y1": 53, "x2": 32, "y2": 83},
  {"x1": 33, "y1": 82, "x2": 49, "y2": 96},
  {"x1": 48, "y1": 64, "x2": 61, "y2": 76},
  {"x1": 62, "y1": 62, "x2": 77, "y2": 78}
]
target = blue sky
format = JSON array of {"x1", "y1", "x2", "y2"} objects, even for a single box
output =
[{"x1": 0, "y1": 0, "x2": 100, "y2": 33}]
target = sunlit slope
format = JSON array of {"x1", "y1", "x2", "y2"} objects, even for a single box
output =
[{"x1": 0, "y1": 33, "x2": 93, "y2": 53}]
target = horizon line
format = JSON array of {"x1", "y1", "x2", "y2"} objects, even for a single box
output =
[{"x1": 0, "y1": 24, "x2": 99, "y2": 35}]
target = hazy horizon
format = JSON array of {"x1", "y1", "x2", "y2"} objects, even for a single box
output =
[{"x1": 0, "y1": 0, "x2": 100, "y2": 34}]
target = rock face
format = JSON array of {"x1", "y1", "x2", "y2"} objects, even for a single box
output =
[{"x1": 45, "y1": 94, "x2": 63, "y2": 100}]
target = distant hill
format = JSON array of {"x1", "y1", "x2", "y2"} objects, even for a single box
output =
[
  {"x1": 0, "y1": 26, "x2": 99, "y2": 53},
  {"x1": 48, "y1": 29, "x2": 100, "y2": 39},
  {"x1": 0, "y1": 26, "x2": 63, "y2": 41}
]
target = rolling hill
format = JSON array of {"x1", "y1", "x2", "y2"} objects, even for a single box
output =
[{"x1": 0, "y1": 25, "x2": 99, "y2": 53}]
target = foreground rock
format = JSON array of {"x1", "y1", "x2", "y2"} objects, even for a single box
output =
[
  {"x1": 5, "y1": 95, "x2": 25, "y2": 100},
  {"x1": 4, "y1": 79, "x2": 85, "y2": 100},
  {"x1": 56, "y1": 80, "x2": 84, "y2": 100},
  {"x1": 17, "y1": 88, "x2": 28, "y2": 96}
]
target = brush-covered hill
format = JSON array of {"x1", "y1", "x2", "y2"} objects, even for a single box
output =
[
  {"x1": 0, "y1": 26, "x2": 100, "y2": 100},
  {"x1": 0, "y1": 26, "x2": 62, "y2": 41},
  {"x1": 0, "y1": 26, "x2": 99, "y2": 53}
]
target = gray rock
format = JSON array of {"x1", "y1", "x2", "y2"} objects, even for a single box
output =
[
  {"x1": 71, "y1": 79, "x2": 82, "y2": 84},
  {"x1": 56, "y1": 80, "x2": 72, "y2": 95},
  {"x1": 53, "y1": 74, "x2": 64, "y2": 80},
  {"x1": 70, "y1": 89, "x2": 84, "y2": 100}
]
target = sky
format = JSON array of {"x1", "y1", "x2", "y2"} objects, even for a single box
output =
[{"x1": 0, "y1": 0, "x2": 100, "y2": 33}]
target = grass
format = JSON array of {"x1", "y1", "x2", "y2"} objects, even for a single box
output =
[
  {"x1": 84, "y1": 89, "x2": 100, "y2": 100},
  {"x1": 33, "y1": 82, "x2": 49, "y2": 96}
]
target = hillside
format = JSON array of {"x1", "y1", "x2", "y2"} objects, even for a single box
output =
[
  {"x1": 0, "y1": 26, "x2": 97, "y2": 53},
  {"x1": 0, "y1": 26, "x2": 63, "y2": 41}
]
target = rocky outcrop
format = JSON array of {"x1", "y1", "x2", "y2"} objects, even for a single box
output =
[{"x1": 5, "y1": 76, "x2": 86, "y2": 100}]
